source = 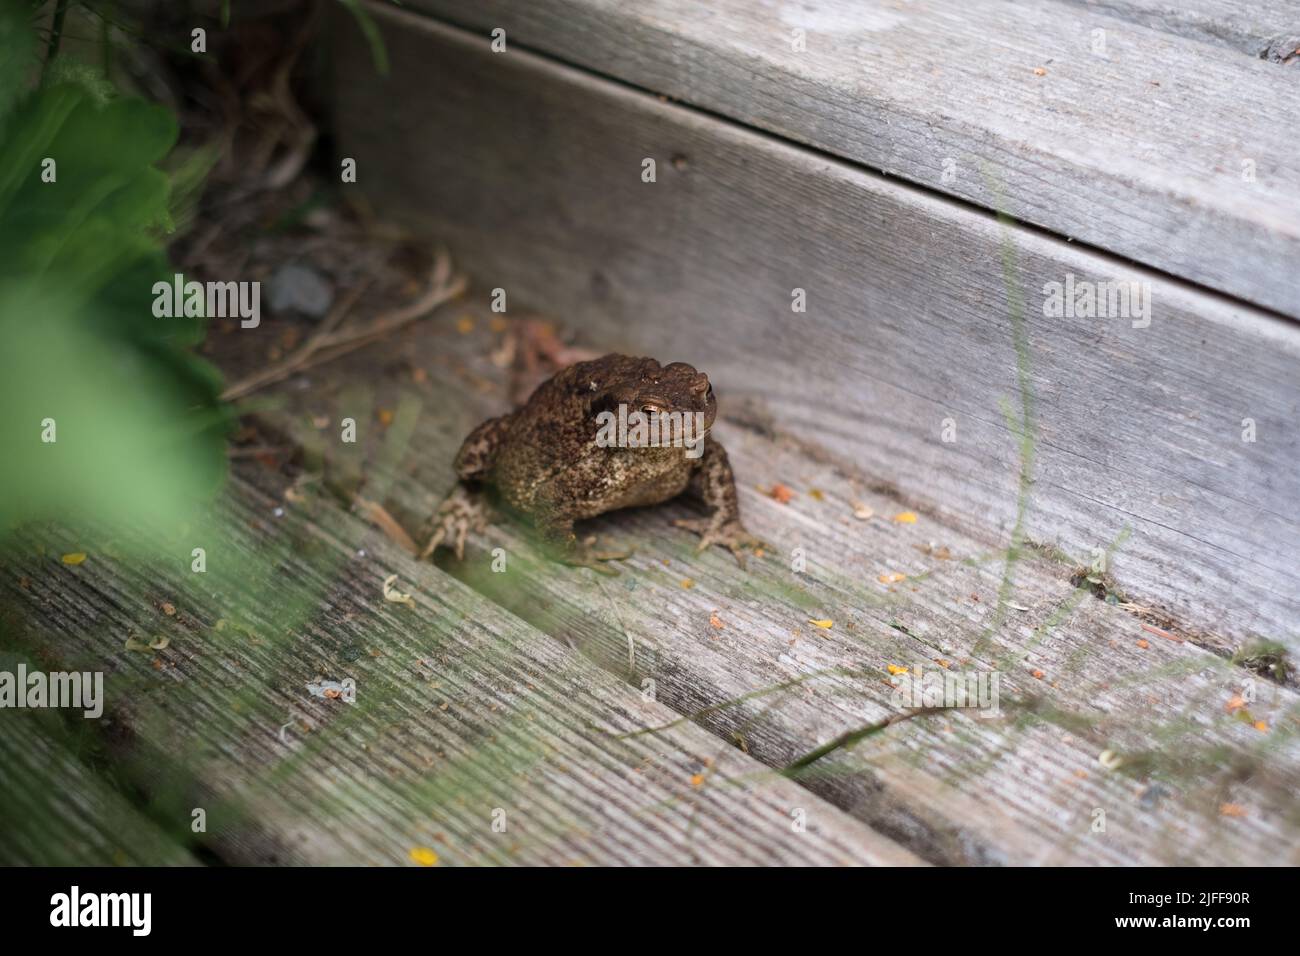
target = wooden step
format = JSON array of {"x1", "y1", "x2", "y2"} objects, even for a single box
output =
[
  {"x1": 246, "y1": 306, "x2": 1300, "y2": 865},
  {"x1": 328, "y1": 2, "x2": 1300, "y2": 657},
  {"x1": 404, "y1": 0, "x2": 1300, "y2": 318},
  {"x1": 0, "y1": 474, "x2": 919, "y2": 865}
]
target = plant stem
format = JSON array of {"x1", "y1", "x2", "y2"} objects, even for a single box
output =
[{"x1": 41, "y1": 0, "x2": 71, "y2": 84}]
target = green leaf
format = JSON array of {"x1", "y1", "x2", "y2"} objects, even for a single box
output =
[
  {"x1": 0, "y1": 3, "x2": 228, "y2": 544},
  {"x1": 338, "y1": 0, "x2": 390, "y2": 75}
]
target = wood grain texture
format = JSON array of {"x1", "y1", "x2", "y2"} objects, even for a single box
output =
[
  {"x1": 248, "y1": 318, "x2": 1300, "y2": 866},
  {"x1": 330, "y1": 6, "x2": 1300, "y2": 655},
  {"x1": 1055, "y1": 0, "x2": 1300, "y2": 57},
  {"x1": 0, "y1": 712, "x2": 199, "y2": 865},
  {"x1": 0, "y1": 476, "x2": 920, "y2": 866},
  {"x1": 403, "y1": 0, "x2": 1300, "y2": 318}
]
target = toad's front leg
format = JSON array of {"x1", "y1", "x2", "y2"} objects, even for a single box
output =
[
  {"x1": 534, "y1": 511, "x2": 632, "y2": 576},
  {"x1": 532, "y1": 476, "x2": 632, "y2": 575},
  {"x1": 674, "y1": 437, "x2": 764, "y2": 568}
]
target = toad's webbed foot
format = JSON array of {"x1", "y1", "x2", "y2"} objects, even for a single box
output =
[
  {"x1": 540, "y1": 520, "x2": 632, "y2": 576},
  {"x1": 673, "y1": 516, "x2": 764, "y2": 569},
  {"x1": 419, "y1": 483, "x2": 491, "y2": 561},
  {"x1": 563, "y1": 535, "x2": 634, "y2": 576}
]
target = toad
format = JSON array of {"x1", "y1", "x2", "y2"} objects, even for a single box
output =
[{"x1": 421, "y1": 354, "x2": 762, "y2": 573}]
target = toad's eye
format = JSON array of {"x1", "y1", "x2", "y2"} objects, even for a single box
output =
[{"x1": 706, "y1": 385, "x2": 714, "y2": 399}]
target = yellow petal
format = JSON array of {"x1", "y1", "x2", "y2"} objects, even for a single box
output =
[
  {"x1": 808, "y1": 619, "x2": 833, "y2": 629},
  {"x1": 892, "y1": 512, "x2": 918, "y2": 524},
  {"x1": 61, "y1": 552, "x2": 87, "y2": 565},
  {"x1": 886, "y1": 664, "x2": 909, "y2": 675},
  {"x1": 409, "y1": 846, "x2": 439, "y2": 866}
]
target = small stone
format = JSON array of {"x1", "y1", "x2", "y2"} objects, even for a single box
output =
[{"x1": 267, "y1": 263, "x2": 334, "y2": 318}]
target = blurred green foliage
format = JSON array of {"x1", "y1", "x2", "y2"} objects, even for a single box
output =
[{"x1": 0, "y1": 0, "x2": 228, "y2": 542}]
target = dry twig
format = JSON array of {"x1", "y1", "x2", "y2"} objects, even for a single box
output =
[{"x1": 221, "y1": 247, "x2": 466, "y2": 401}]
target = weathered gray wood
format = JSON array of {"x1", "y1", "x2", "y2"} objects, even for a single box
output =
[
  {"x1": 330, "y1": 7, "x2": 1300, "y2": 656},
  {"x1": 249, "y1": 322, "x2": 1300, "y2": 866},
  {"x1": 0, "y1": 712, "x2": 199, "y2": 865},
  {"x1": 404, "y1": 0, "x2": 1300, "y2": 318},
  {"x1": 0, "y1": 475, "x2": 921, "y2": 866},
  {"x1": 1055, "y1": 0, "x2": 1300, "y2": 57}
]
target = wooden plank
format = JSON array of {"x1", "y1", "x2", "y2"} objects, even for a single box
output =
[
  {"x1": 0, "y1": 710, "x2": 199, "y2": 866},
  {"x1": 1054, "y1": 0, "x2": 1300, "y2": 57},
  {"x1": 0, "y1": 474, "x2": 921, "y2": 866},
  {"x1": 248, "y1": 321, "x2": 1300, "y2": 866},
  {"x1": 403, "y1": 0, "x2": 1300, "y2": 318},
  {"x1": 330, "y1": 7, "x2": 1300, "y2": 654}
]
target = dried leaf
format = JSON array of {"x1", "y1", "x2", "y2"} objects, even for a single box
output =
[
  {"x1": 768, "y1": 483, "x2": 794, "y2": 504},
  {"x1": 1140, "y1": 622, "x2": 1183, "y2": 643},
  {"x1": 1219, "y1": 803, "x2": 1246, "y2": 818},
  {"x1": 382, "y1": 573, "x2": 416, "y2": 607},
  {"x1": 877, "y1": 572, "x2": 906, "y2": 584},
  {"x1": 680, "y1": 578, "x2": 695, "y2": 589},
  {"x1": 851, "y1": 502, "x2": 874, "y2": 520},
  {"x1": 307, "y1": 679, "x2": 355, "y2": 703},
  {"x1": 709, "y1": 611, "x2": 724, "y2": 629},
  {"x1": 356, "y1": 496, "x2": 419, "y2": 555}
]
